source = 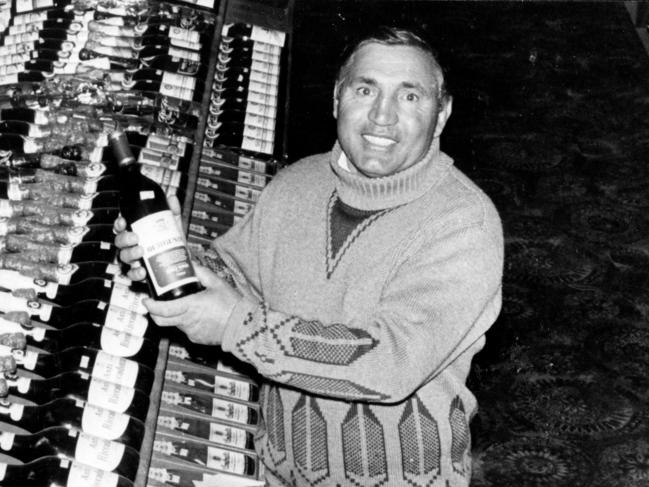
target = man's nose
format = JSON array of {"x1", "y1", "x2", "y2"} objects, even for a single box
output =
[{"x1": 368, "y1": 94, "x2": 398, "y2": 125}]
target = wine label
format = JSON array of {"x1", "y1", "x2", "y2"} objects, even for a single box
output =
[
  {"x1": 67, "y1": 461, "x2": 120, "y2": 487},
  {"x1": 87, "y1": 377, "x2": 135, "y2": 413},
  {"x1": 0, "y1": 200, "x2": 13, "y2": 217},
  {"x1": 0, "y1": 463, "x2": 5, "y2": 481},
  {"x1": 168, "y1": 47, "x2": 201, "y2": 63},
  {"x1": 161, "y1": 71, "x2": 197, "y2": 92},
  {"x1": 250, "y1": 26, "x2": 286, "y2": 47},
  {"x1": 0, "y1": 74, "x2": 19, "y2": 86},
  {"x1": 160, "y1": 83, "x2": 194, "y2": 102},
  {"x1": 212, "y1": 397, "x2": 249, "y2": 423},
  {"x1": 207, "y1": 446, "x2": 246, "y2": 474},
  {"x1": 103, "y1": 305, "x2": 148, "y2": 337},
  {"x1": 0, "y1": 432, "x2": 14, "y2": 450},
  {"x1": 108, "y1": 283, "x2": 147, "y2": 315},
  {"x1": 75, "y1": 432, "x2": 126, "y2": 472},
  {"x1": 20, "y1": 349, "x2": 39, "y2": 370},
  {"x1": 131, "y1": 210, "x2": 201, "y2": 296},
  {"x1": 167, "y1": 27, "x2": 200, "y2": 45},
  {"x1": 15, "y1": 0, "x2": 54, "y2": 13},
  {"x1": 210, "y1": 422, "x2": 248, "y2": 449},
  {"x1": 99, "y1": 327, "x2": 144, "y2": 358},
  {"x1": 89, "y1": 351, "x2": 139, "y2": 388},
  {"x1": 81, "y1": 403, "x2": 129, "y2": 441},
  {"x1": 14, "y1": 376, "x2": 31, "y2": 393},
  {"x1": 9, "y1": 403, "x2": 24, "y2": 421}
]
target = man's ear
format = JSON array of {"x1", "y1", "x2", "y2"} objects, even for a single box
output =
[
  {"x1": 433, "y1": 96, "x2": 453, "y2": 137},
  {"x1": 332, "y1": 82, "x2": 340, "y2": 119}
]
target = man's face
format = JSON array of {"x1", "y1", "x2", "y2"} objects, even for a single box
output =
[{"x1": 334, "y1": 43, "x2": 452, "y2": 178}]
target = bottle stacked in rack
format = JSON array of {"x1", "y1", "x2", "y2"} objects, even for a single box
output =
[
  {"x1": 187, "y1": 22, "x2": 286, "y2": 244},
  {"x1": 0, "y1": 0, "x2": 271, "y2": 485}
]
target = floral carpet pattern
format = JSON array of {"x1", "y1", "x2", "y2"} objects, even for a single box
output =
[{"x1": 289, "y1": 2, "x2": 649, "y2": 485}]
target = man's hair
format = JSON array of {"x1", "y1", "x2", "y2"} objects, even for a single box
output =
[{"x1": 335, "y1": 26, "x2": 449, "y2": 101}]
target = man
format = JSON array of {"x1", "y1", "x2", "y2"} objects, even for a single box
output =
[{"x1": 115, "y1": 26, "x2": 503, "y2": 487}]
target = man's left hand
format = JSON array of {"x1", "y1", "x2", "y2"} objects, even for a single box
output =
[{"x1": 143, "y1": 264, "x2": 242, "y2": 345}]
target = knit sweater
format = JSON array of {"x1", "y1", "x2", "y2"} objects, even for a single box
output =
[{"x1": 213, "y1": 138, "x2": 504, "y2": 487}]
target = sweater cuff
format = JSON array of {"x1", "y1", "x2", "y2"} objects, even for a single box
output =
[{"x1": 221, "y1": 295, "x2": 259, "y2": 353}]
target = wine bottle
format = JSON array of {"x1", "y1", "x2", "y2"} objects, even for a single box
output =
[
  {"x1": 164, "y1": 367, "x2": 259, "y2": 402},
  {"x1": 213, "y1": 65, "x2": 279, "y2": 87},
  {"x1": 78, "y1": 44, "x2": 139, "y2": 71},
  {"x1": 1, "y1": 29, "x2": 84, "y2": 47},
  {"x1": 217, "y1": 48, "x2": 280, "y2": 67},
  {"x1": 0, "y1": 256, "x2": 128, "y2": 286},
  {"x1": 221, "y1": 23, "x2": 286, "y2": 47},
  {"x1": 124, "y1": 131, "x2": 191, "y2": 161},
  {"x1": 160, "y1": 390, "x2": 258, "y2": 425},
  {"x1": 0, "y1": 319, "x2": 159, "y2": 368},
  {"x1": 0, "y1": 427, "x2": 140, "y2": 480},
  {"x1": 153, "y1": 436, "x2": 257, "y2": 476},
  {"x1": 37, "y1": 154, "x2": 112, "y2": 178},
  {"x1": 139, "y1": 53, "x2": 206, "y2": 77},
  {"x1": 0, "y1": 237, "x2": 116, "y2": 265},
  {"x1": 156, "y1": 412, "x2": 255, "y2": 450},
  {"x1": 206, "y1": 121, "x2": 275, "y2": 144},
  {"x1": 204, "y1": 130, "x2": 274, "y2": 155},
  {"x1": 122, "y1": 79, "x2": 202, "y2": 103},
  {"x1": 0, "y1": 293, "x2": 152, "y2": 338},
  {"x1": 0, "y1": 456, "x2": 135, "y2": 486},
  {"x1": 0, "y1": 341, "x2": 154, "y2": 392},
  {"x1": 0, "y1": 120, "x2": 50, "y2": 138},
  {"x1": 11, "y1": 7, "x2": 74, "y2": 24},
  {"x1": 0, "y1": 107, "x2": 48, "y2": 124},
  {"x1": 207, "y1": 109, "x2": 276, "y2": 131},
  {"x1": 11, "y1": 0, "x2": 72, "y2": 15},
  {"x1": 110, "y1": 131, "x2": 203, "y2": 300},
  {"x1": 0, "y1": 202, "x2": 118, "y2": 227},
  {"x1": 0, "y1": 270, "x2": 146, "y2": 312},
  {"x1": 7, "y1": 18, "x2": 81, "y2": 35},
  {"x1": 4, "y1": 370, "x2": 151, "y2": 421},
  {"x1": 123, "y1": 68, "x2": 203, "y2": 94},
  {"x1": 5, "y1": 367, "x2": 135, "y2": 408},
  {"x1": 136, "y1": 44, "x2": 202, "y2": 64},
  {"x1": 219, "y1": 37, "x2": 282, "y2": 56},
  {"x1": 0, "y1": 218, "x2": 117, "y2": 245},
  {"x1": 0, "y1": 396, "x2": 145, "y2": 450}
]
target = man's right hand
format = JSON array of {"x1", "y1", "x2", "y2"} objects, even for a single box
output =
[{"x1": 113, "y1": 195, "x2": 184, "y2": 282}]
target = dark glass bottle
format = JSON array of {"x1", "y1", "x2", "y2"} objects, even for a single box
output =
[
  {"x1": 0, "y1": 456, "x2": 135, "y2": 486},
  {"x1": 0, "y1": 120, "x2": 49, "y2": 137},
  {"x1": 0, "y1": 271, "x2": 147, "y2": 312},
  {"x1": 0, "y1": 108, "x2": 48, "y2": 124},
  {"x1": 0, "y1": 256, "x2": 128, "y2": 285},
  {"x1": 156, "y1": 412, "x2": 255, "y2": 450},
  {"x1": 0, "y1": 426, "x2": 140, "y2": 480},
  {"x1": 0, "y1": 320, "x2": 159, "y2": 368},
  {"x1": 110, "y1": 131, "x2": 203, "y2": 300},
  {"x1": 152, "y1": 436, "x2": 257, "y2": 476},
  {"x1": 4, "y1": 370, "x2": 150, "y2": 421},
  {"x1": 10, "y1": 344, "x2": 155, "y2": 393},
  {"x1": 0, "y1": 294, "x2": 153, "y2": 337},
  {"x1": 0, "y1": 396, "x2": 145, "y2": 450},
  {"x1": 0, "y1": 237, "x2": 117, "y2": 265},
  {"x1": 160, "y1": 389, "x2": 258, "y2": 426}
]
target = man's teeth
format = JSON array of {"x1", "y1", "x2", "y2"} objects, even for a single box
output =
[{"x1": 363, "y1": 135, "x2": 395, "y2": 147}]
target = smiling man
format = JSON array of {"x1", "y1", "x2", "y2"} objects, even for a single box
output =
[{"x1": 115, "y1": 26, "x2": 504, "y2": 487}]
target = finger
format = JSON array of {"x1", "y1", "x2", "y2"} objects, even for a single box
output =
[
  {"x1": 114, "y1": 231, "x2": 140, "y2": 250},
  {"x1": 143, "y1": 297, "x2": 189, "y2": 318},
  {"x1": 193, "y1": 263, "x2": 222, "y2": 288},
  {"x1": 147, "y1": 313, "x2": 180, "y2": 328},
  {"x1": 119, "y1": 246, "x2": 144, "y2": 265},
  {"x1": 167, "y1": 195, "x2": 181, "y2": 217},
  {"x1": 127, "y1": 266, "x2": 147, "y2": 282},
  {"x1": 113, "y1": 215, "x2": 127, "y2": 234}
]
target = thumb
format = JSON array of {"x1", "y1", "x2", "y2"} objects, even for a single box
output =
[
  {"x1": 194, "y1": 263, "x2": 222, "y2": 288},
  {"x1": 143, "y1": 296, "x2": 188, "y2": 318}
]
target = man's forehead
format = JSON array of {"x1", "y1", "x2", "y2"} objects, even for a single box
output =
[{"x1": 345, "y1": 43, "x2": 441, "y2": 89}]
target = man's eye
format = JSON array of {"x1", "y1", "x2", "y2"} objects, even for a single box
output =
[
  {"x1": 356, "y1": 86, "x2": 372, "y2": 96},
  {"x1": 405, "y1": 92, "x2": 419, "y2": 102}
]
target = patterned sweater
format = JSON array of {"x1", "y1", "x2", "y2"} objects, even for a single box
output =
[{"x1": 214, "y1": 139, "x2": 504, "y2": 487}]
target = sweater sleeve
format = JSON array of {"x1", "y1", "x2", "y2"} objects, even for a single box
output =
[{"x1": 220, "y1": 221, "x2": 504, "y2": 404}]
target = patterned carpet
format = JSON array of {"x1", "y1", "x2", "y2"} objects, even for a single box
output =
[{"x1": 288, "y1": 2, "x2": 649, "y2": 485}]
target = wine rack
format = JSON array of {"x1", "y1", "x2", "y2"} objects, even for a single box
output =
[{"x1": 0, "y1": 0, "x2": 294, "y2": 485}]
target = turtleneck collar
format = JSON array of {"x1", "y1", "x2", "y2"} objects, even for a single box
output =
[{"x1": 329, "y1": 138, "x2": 454, "y2": 211}]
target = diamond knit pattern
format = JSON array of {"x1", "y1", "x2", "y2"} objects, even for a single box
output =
[
  {"x1": 292, "y1": 395, "x2": 330, "y2": 485},
  {"x1": 342, "y1": 404, "x2": 389, "y2": 487},
  {"x1": 291, "y1": 320, "x2": 378, "y2": 365},
  {"x1": 279, "y1": 373, "x2": 389, "y2": 401},
  {"x1": 399, "y1": 396, "x2": 441, "y2": 486},
  {"x1": 265, "y1": 385, "x2": 287, "y2": 466},
  {"x1": 449, "y1": 396, "x2": 470, "y2": 477}
]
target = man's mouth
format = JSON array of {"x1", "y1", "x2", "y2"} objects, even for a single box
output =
[{"x1": 362, "y1": 134, "x2": 397, "y2": 147}]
